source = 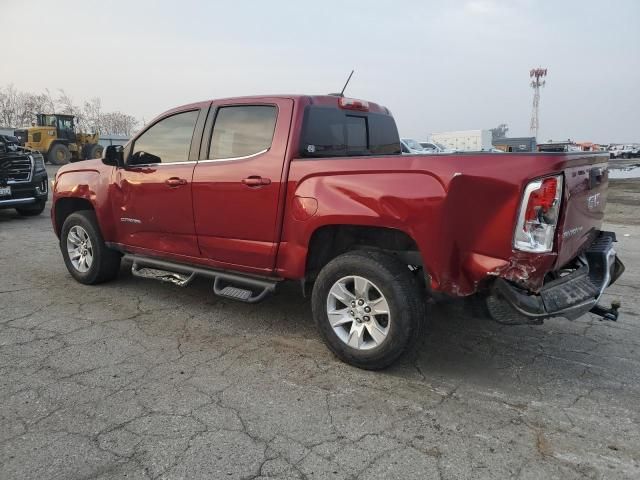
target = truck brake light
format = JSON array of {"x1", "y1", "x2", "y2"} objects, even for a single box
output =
[
  {"x1": 524, "y1": 177, "x2": 557, "y2": 222},
  {"x1": 338, "y1": 97, "x2": 369, "y2": 111},
  {"x1": 514, "y1": 175, "x2": 563, "y2": 253}
]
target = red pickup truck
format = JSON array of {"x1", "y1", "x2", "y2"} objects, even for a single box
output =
[{"x1": 52, "y1": 94, "x2": 624, "y2": 369}]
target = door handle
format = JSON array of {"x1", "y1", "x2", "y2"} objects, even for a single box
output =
[
  {"x1": 165, "y1": 177, "x2": 187, "y2": 187},
  {"x1": 242, "y1": 176, "x2": 271, "y2": 187}
]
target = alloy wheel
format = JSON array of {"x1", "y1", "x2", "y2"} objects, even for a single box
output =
[
  {"x1": 326, "y1": 275, "x2": 390, "y2": 350},
  {"x1": 67, "y1": 225, "x2": 94, "y2": 273}
]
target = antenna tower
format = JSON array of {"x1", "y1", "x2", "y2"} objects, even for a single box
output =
[{"x1": 529, "y1": 67, "x2": 547, "y2": 139}]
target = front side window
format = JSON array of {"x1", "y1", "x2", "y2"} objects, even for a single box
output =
[
  {"x1": 130, "y1": 110, "x2": 199, "y2": 164},
  {"x1": 209, "y1": 105, "x2": 277, "y2": 160},
  {"x1": 59, "y1": 117, "x2": 73, "y2": 129}
]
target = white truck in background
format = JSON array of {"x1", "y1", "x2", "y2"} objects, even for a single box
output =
[{"x1": 430, "y1": 129, "x2": 493, "y2": 152}]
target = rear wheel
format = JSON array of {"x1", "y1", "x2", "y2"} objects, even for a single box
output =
[
  {"x1": 16, "y1": 199, "x2": 47, "y2": 216},
  {"x1": 311, "y1": 250, "x2": 426, "y2": 370},
  {"x1": 60, "y1": 211, "x2": 121, "y2": 284},
  {"x1": 48, "y1": 143, "x2": 71, "y2": 165}
]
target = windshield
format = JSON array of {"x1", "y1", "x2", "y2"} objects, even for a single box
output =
[{"x1": 403, "y1": 139, "x2": 423, "y2": 150}]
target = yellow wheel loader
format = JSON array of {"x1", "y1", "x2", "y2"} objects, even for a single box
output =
[{"x1": 14, "y1": 114, "x2": 103, "y2": 165}]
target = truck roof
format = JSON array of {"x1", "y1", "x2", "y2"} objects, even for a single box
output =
[{"x1": 161, "y1": 95, "x2": 391, "y2": 117}]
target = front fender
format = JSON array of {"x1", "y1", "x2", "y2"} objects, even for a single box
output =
[{"x1": 52, "y1": 161, "x2": 115, "y2": 239}]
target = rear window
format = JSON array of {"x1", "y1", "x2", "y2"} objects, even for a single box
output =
[{"x1": 300, "y1": 106, "x2": 401, "y2": 157}]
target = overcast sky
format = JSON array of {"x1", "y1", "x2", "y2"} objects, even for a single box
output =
[{"x1": 4, "y1": 0, "x2": 639, "y2": 143}]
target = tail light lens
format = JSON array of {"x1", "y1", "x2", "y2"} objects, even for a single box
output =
[{"x1": 514, "y1": 175, "x2": 563, "y2": 252}]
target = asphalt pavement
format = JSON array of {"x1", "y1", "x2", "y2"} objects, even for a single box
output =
[{"x1": 1, "y1": 166, "x2": 639, "y2": 479}]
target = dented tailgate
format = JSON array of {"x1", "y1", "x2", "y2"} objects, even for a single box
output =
[{"x1": 555, "y1": 159, "x2": 609, "y2": 268}]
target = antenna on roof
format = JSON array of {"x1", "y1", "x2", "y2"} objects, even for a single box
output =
[{"x1": 339, "y1": 70, "x2": 355, "y2": 97}]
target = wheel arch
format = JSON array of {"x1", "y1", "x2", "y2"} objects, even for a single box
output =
[
  {"x1": 53, "y1": 197, "x2": 95, "y2": 237},
  {"x1": 304, "y1": 224, "x2": 424, "y2": 282}
]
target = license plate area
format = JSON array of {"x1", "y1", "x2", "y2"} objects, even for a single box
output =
[{"x1": 0, "y1": 185, "x2": 11, "y2": 197}]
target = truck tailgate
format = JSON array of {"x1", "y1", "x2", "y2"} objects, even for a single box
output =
[{"x1": 555, "y1": 160, "x2": 609, "y2": 268}]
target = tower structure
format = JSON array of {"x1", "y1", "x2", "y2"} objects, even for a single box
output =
[{"x1": 529, "y1": 67, "x2": 547, "y2": 139}]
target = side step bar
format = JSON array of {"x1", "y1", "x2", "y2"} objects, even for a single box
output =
[{"x1": 124, "y1": 254, "x2": 280, "y2": 303}]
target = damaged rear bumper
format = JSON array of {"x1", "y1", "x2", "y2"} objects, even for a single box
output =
[{"x1": 490, "y1": 231, "x2": 625, "y2": 322}]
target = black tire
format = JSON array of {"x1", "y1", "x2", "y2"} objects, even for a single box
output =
[
  {"x1": 311, "y1": 250, "x2": 426, "y2": 370},
  {"x1": 83, "y1": 143, "x2": 103, "y2": 160},
  {"x1": 48, "y1": 143, "x2": 71, "y2": 165},
  {"x1": 60, "y1": 210, "x2": 121, "y2": 284},
  {"x1": 16, "y1": 199, "x2": 47, "y2": 216}
]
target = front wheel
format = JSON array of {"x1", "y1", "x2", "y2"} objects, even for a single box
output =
[
  {"x1": 83, "y1": 143, "x2": 103, "y2": 160},
  {"x1": 60, "y1": 210, "x2": 121, "y2": 284},
  {"x1": 311, "y1": 250, "x2": 426, "y2": 370},
  {"x1": 48, "y1": 143, "x2": 71, "y2": 165}
]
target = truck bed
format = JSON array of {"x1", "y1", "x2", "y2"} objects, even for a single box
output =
[{"x1": 280, "y1": 151, "x2": 610, "y2": 295}]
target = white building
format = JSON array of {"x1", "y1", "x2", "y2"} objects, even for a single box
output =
[{"x1": 430, "y1": 129, "x2": 493, "y2": 152}]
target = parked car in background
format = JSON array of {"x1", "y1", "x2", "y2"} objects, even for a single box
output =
[
  {"x1": 419, "y1": 141, "x2": 451, "y2": 153},
  {"x1": 0, "y1": 134, "x2": 21, "y2": 152},
  {"x1": 0, "y1": 137, "x2": 49, "y2": 216},
  {"x1": 400, "y1": 138, "x2": 425, "y2": 154},
  {"x1": 51, "y1": 94, "x2": 625, "y2": 369},
  {"x1": 609, "y1": 145, "x2": 635, "y2": 159}
]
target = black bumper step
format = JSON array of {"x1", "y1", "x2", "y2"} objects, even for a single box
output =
[{"x1": 491, "y1": 231, "x2": 624, "y2": 322}]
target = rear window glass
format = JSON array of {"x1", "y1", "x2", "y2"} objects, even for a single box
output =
[
  {"x1": 300, "y1": 106, "x2": 401, "y2": 157},
  {"x1": 209, "y1": 105, "x2": 277, "y2": 160}
]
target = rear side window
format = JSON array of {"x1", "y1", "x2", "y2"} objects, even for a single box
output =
[
  {"x1": 209, "y1": 105, "x2": 277, "y2": 160},
  {"x1": 300, "y1": 106, "x2": 401, "y2": 157}
]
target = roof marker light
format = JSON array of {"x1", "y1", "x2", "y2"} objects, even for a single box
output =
[{"x1": 338, "y1": 97, "x2": 369, "y2": 111}]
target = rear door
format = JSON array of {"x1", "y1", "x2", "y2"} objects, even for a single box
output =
[
  {"x1": 112, "y1": 107, "x2": 206, "y2": 258},
  {"x1": 192, "y1": 98, "x2": 293, "y2": 273}
]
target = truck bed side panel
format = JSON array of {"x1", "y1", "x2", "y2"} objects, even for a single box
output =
[{"x1": 277, "y1": 152, "x2": 610, "y2": 296}]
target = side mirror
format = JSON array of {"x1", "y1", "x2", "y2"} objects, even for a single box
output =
[
  {"x1": 103, "y1": 145, "x2": 124, "y2": 167},
  {"x1": 129, "y1": 150, "x2": 161, "y2": 165}
]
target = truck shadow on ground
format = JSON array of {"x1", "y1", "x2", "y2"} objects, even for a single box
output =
[{"x1": 114, "y1": 266, "x2": 625, "y2": 395}]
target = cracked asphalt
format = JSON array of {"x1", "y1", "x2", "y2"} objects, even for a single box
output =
[{"x1": 1, "y1": 167, "x2": 639, "y2": 479}]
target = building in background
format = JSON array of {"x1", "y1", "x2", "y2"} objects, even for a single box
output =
[
  {"x1": 430, "y1": 129, "x2": 492, "y2": 152},
  {"x1": 492, "y1": 136, "x2": 537, "y2": 152},
  {"x1": 98, "y1": 135, "x2": 129, "y2": 148}
]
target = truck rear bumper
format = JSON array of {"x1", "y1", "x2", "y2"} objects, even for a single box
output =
[{"x1": 491, "y1": 231, "x2": 625, "y2": 322}]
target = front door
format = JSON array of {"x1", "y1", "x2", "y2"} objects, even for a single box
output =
[
  {"x1": 112, "y1": 108, "x2": 202, "y2": 258},
  {"x1": 192, "y1": 98, "x2": 293, "y2": 273}
]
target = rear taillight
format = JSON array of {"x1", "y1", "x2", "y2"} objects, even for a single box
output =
[
  {"x1": 338, "y1": 97, "x2": 369, "y2": 111},
  {"x1": 514, "y1": 175, "x2": 563, "y2": 252}
]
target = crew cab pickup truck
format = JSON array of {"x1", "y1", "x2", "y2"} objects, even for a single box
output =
[{"x1": 51, "y1": 94, "x2": 625, "y2": 369}]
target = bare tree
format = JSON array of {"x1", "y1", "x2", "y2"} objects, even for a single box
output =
[
  {"x1": 490, "y1": 124, "x2": 509, "y2": 141},
  {"x1": 80, "y1": 97, "x2": 103, "y2": 133},
  {"x1": 101, "y1": 111, "x2": 139, "y2": 136},
  {"x1": 0, "y1": 84, "x2": 139, "y2": 135}
]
